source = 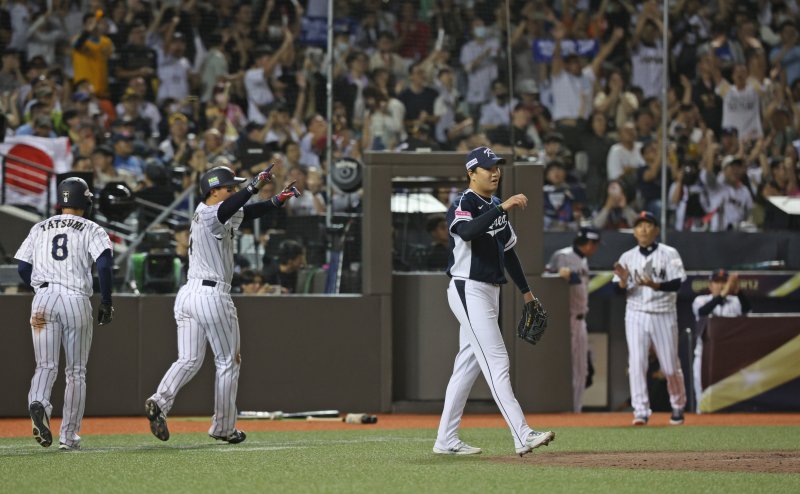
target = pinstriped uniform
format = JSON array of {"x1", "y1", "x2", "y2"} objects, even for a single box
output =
[
  {"x1": 613, "y1": 243, "x2": 687, "y2": 419},
  {"x1": 436, "y1": 190, "x2": 534, "y2": 452},
  {"x1": 149, "y1": 202, "x2": 244, "y2": 438},
  {"x1": 14, "y1": 214, "x2": 111, "y2": 448},
  {"x1": 546, "y1": 247, "x2": 589, "y2": 413}
]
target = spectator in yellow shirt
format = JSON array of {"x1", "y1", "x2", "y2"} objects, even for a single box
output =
[{"x1": 72, "y1": 13, "x2": 114, "y2": 98}]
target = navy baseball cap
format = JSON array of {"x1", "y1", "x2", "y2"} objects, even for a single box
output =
[
  {"x1": 465, "y1": 146, "x2": 505, "y2": 170},
  {"x1": 710, "y1": 268, "x2": 729, "y2": 281},
  {"x1": 576, "y1": 226, "x2": 600, "y2": 242},
  {"x1": 633, "y1": 210, "x2": 659, "y2": 227}
]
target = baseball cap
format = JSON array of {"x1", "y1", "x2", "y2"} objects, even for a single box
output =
[
  {"x1": 465, "y1": 146, "x2": 505, "y2": 170},
  {"x1": 517, "y1": 78, "x2": 539, "y2": 94},
  {"x1": 71, "y1": 91, "x2": 91, "y2": 103},
  {"x1": 720, "y1": 126, "x2": 738, "y2": 137},
  {"x1": 34, "y1": 115, "x2": 53, "y2": 128},
  {"x1": 168, "y1": 112, "x2": 188, "y2": 125},
  {"x1": 721, "y1": 155, "x2": 744, "y2": 168},
  {"x1": 710, "y1": 268, "x2": 729, "y2": 282},
  {"x1": 633, "y1": 210, "x2": 659, "y2": 227},
  {"x1": 576, "y1": 226, "x2": 601, "y2": 242}
]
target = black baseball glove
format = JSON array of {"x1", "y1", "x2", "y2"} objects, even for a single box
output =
[
  {"x1": 517, "y1": 297, "x2": 548, "y2": 345},
  {"x1": 98, "y1": 303, "x2": 114, "y2": 326}
]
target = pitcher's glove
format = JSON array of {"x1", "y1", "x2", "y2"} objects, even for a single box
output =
[
  {"x1": 98, "y1": 303, "x2": 114, "y2": 326},
  {"x1": 517, "y1": 297, "x2": 548, "y2": 345}
]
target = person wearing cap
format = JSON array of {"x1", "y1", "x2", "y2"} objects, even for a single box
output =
[
  {"x1": 546, "y1": 227, "x2": 601, "y2": 412},
  {"x1": 543, "y1": 159, "x2": 586, "y2": 231},
  {"x1": 612, "y1": 211, "x2": 688, "y2": 426},
  {"x1": 92, "y1": 143, "x2": 136, "y2": 190},
  {"x1": 158, "y1": 112, "x2": 191, "y2": 163},
  {"x1": 537, "y1": 131, "x2": 568, "y2": 167},
  {"x1": 72, "y1": 13, "x2": 114, "y2": 98},
  {"x1": 691, "y1": 269, "x2": 750, "y2": 412},
  {"x1": 550, "y1": 23, "x2": 624, "y2": 153},
  {"x1": 709, "y1": 155, "x2": 753, "y2": 230},
  {"x1": 434, "y1": 146, "x2": 555, "y2": 456},
  {"x1": 32, "y1": 114, "x2": 56, "y2": 138},
  {"x1": 144, "y1": 160, "x2": 301, "y2": 446},
  {"x1": 112, "y1": 131, "x2": 144, "y2": 179}
]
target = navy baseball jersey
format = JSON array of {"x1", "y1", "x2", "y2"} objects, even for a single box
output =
[{"x1": 446, "y1": 190, "x2": 517, "y2": 284}]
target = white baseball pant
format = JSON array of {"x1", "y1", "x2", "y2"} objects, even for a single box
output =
[
  {"x1": 28, "y1": 287, "x2": 93, "y2": 448},
  {"x1": 436, "y1": 279, "x2": 532, "y2": 451},
  {"x1": 625, "y1": 310, "x2": 686, "y2": 418},
  {"x1": 149, "y1": 280, "x2": 241, "y2": 437}
]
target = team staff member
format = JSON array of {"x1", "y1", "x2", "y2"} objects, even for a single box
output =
[
  {"x1": 434, "y1": 147, "x2": 555, "y2": 457},
  {"x1": 145, "y1": 163, "x2": 299, "y2": 444},
  {"x1": 691, "y1": 269, "x2": 750, "y2": 411},
  {"x1": 613, "y1": 211, "x2": 687, "y2": 426},
  {"x1": 546, "y1": 227, "x2": 601, "y2": 413},
  {"x1": 15, "y1": 178, "x2": 114, "y2": 451}
]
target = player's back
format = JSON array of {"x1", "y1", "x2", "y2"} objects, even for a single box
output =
[{"x1": 17, "y1": 214, "x2": 110, "y2": 296}]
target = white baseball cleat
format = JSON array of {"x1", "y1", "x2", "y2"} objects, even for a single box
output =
[
  {"x1": 433, "y1": 441, "x2": 482, "y2": 455},
  {"x1": 516, "y1": 430, "x2": 556, "y2": 456},
  {"x1": 58, "y1": 442, "x2": 81, "y2": 451}
]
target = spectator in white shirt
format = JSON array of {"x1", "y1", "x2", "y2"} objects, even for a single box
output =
[
  {"x1": 479, "y1": 80, "x2": 517, "y2": 132},
  {"x1": 460, "y1": 17, "x2": 500, "y2": 124},
  {"x1": 244, "y1": 29, "x2": 293, "y2": 124},
  {"x1": 606, "y1": 121, "x2": 644, "y2": 184},
  {"x1": 156, "y1": 32, "x2": 193, "y2": 105}
]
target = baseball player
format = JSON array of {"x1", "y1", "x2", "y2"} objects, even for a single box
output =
[
  {"x1": 613, "y1": 211, "x2": 687, "y2": 425},
  {"x1": 15, "y1": 177, "x2": 114, "y2": 451},
  {"x1": 145, "y1": 164, "x2": 299, "y2": 444},
  {"x1": 691, "y1": 269, "x2": 750, "y2": 411},
  {"x1": 434, "y1": 146, "x2": 555, "y2": 457},
  {"x1": 546, "y1": 227, "x2": 601, "y2": 413}
]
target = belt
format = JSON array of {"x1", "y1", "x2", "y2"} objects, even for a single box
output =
[
  {"x1": 202, "y1": 280, "x2": 217, "y2": 287},
  {"x1": 40, "y1": 282, "x2": 49, "y2": 288},
  {"x1": 575, "y1": 314, "x2": 585, "y2": 320}
]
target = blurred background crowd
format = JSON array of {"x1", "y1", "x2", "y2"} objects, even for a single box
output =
[{"x1": 1, "y1": 0, "x2": 799, "y2": 292}]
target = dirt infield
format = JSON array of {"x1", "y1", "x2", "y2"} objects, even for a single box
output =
[
  {"x1": 497, "y1": 451, "x2": 800, "y2": 474},
  {"x1": 2, "y1": 412, "x2": 800, "y2": 437}
]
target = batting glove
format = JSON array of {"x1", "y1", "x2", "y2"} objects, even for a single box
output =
[
  {"x1": 272, "y1": 180, "x2": 301, "y2": 206},
  {"x1": 246, "y1": 163, "x2": 275, "y2": 194}
]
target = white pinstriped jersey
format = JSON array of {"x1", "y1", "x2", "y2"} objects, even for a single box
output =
[
  {"x1": 691, "y1": 294, "x2": 744, "y2": 319},
  {"x1": 546, "y1": 246, "x2": 589, "y2": 315},
  {"x1": 613, "y1": 243, "x2": 686, "y2": 313},
  {"x1": 14, "y1": 214, "x2": 111, "y2": 296},
  {"x1": 187, "y1": 202, "x2": 243, "y2": 285},
  {"x1": 447, "y1": 189, "x2": 517, "y2": 284}
]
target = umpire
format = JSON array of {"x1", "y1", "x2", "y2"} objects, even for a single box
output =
[{"x1": 546, "y1": 227, "x2": 601, "y2": 412}]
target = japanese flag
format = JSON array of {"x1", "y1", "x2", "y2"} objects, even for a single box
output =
[{"x1": 0, "y1": 136, "x2": 73, "y2": 213}]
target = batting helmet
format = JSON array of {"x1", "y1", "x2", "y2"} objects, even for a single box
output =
[
  {"x1": 199, "y1": 166, "x2": 246, "y2": 197},
  {"x1": 57, "y1": 177, "x2": 93, "y2": 211}
]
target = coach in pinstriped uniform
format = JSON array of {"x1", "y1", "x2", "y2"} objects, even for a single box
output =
[
  {"x1": 145, "y1": 163, "x2": 299, "y2": 445},
  {"x1": 546, "y1": 227, "x2": 601, "y2": 413},
  {"x1": 14, "y1": 177, "x2": 114, "y2": 451},
  {"x1": 612, "y1": 211, "x2": 687, "y2": 426},
  {"x1": 434, "y1": 146, "x2": 555, "y2": 457}
]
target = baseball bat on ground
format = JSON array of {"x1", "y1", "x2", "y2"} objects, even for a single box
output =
[
  {"x1": 238, "y1": 410, "x2": 340, "y2": 420},
  {"x1": 307, "y1": 414, "x2": 378, "y2": 424}
]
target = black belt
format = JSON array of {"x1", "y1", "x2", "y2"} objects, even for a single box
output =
[
  {"x1": 202, "y1": 280, "x2": 217, "y2": 287},
  {"x1": 575, "y1": 314, "x2": 585, "y2": 320},
  {"x1": 40, "y1": 282, "x2": 49, "y2": 288}
]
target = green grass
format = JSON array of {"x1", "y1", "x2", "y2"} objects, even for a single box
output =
[{"x1": 1, "y1": 427, "x2": 798, "y2": 493}]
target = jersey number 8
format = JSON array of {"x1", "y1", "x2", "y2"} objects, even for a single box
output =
[{"x1": 51, "y1": 234, "x2": 69, "y2": 261}]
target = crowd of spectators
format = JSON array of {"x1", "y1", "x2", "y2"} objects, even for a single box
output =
[{"x1": 1, "y1": 0, "x2": 799, "y2": 269}]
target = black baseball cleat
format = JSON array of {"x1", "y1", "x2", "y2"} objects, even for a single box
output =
[
  {"x1": 669, "y1": 408, "x2": 685, "y2": 425},
  {"x1": 145, "y1": 399, "x2": 170, "y2": 441},
  {"x1": 29, "y1": 401, "x2": 52, "y2": 448},
  {"x1": 209, "y1": 430, "x2": 246, "y2": 444}
]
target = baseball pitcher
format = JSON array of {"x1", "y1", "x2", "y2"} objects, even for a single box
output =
[{"x1": 15, "y1": 177, "x2": 114, "y2": 451}]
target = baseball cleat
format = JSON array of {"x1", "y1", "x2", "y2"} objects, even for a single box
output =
[
  {"x1": 669, "y1": 408, "x2": 685, "y2": 425},
  {"x1": 58, "y1": 442, "x2": 81, "y2": 451},
  {"x1": 516, "y1": 430, "x2": 555, "y2": 456},
  {"x1": 145, "y1": 399, "x2": 170, "y2": 441},
  {"x1": 432, "y1": 441, "x2": 482, "y2": 455},
  {"x1": 209, "y1": 430, "x2": 246, "y2": 444},
  {"x1": 632, "y1": 415, "x2": 649, "y2": 426},
  {"x1": 29, "y1": 401, "x2": 52, "y2": 448}
]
